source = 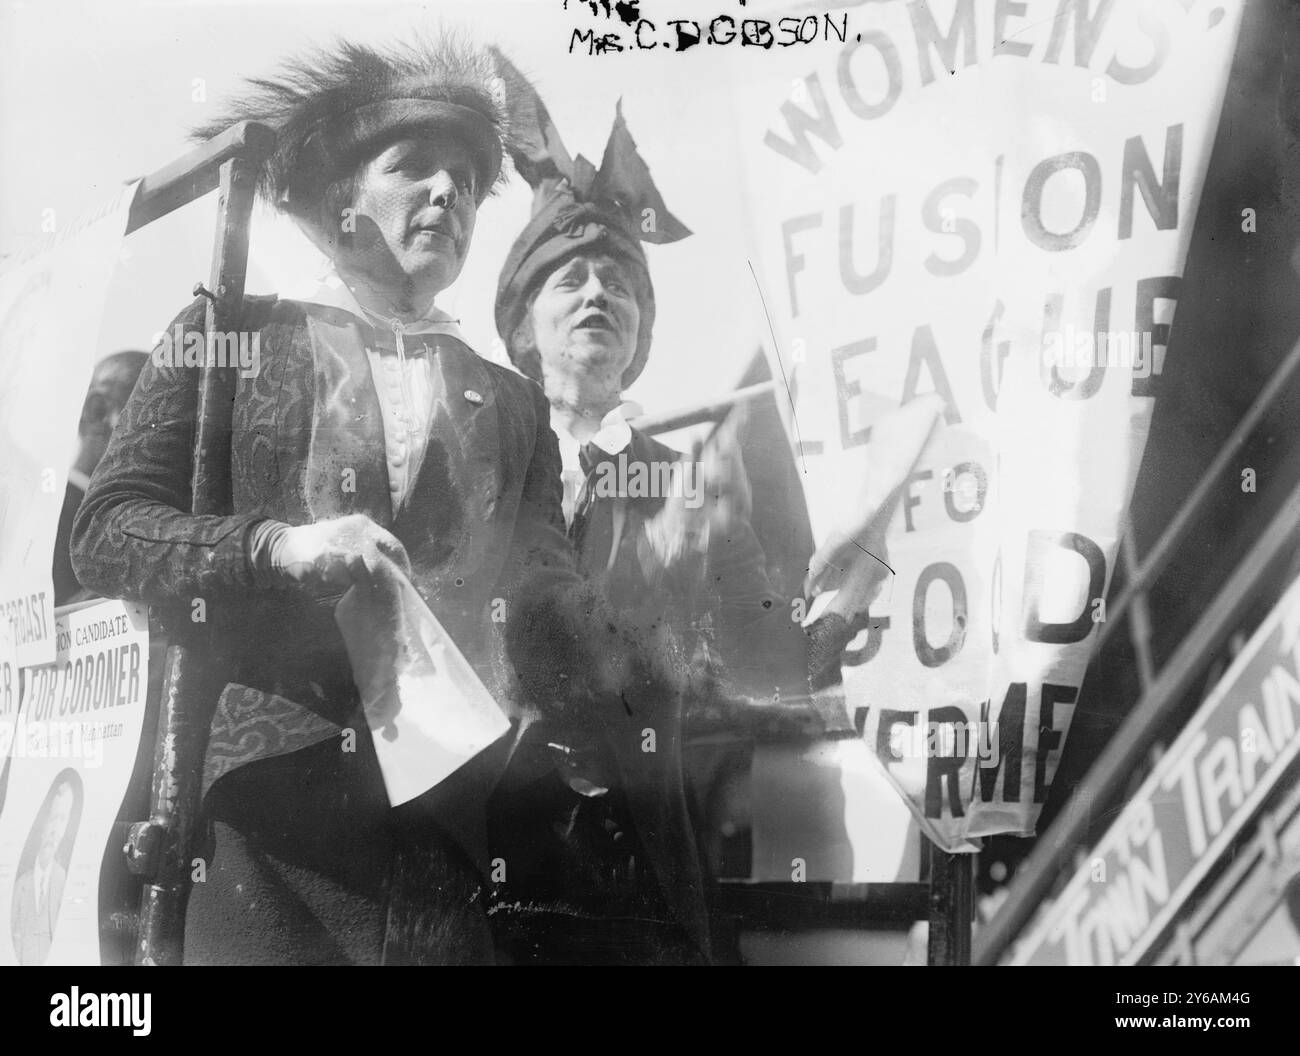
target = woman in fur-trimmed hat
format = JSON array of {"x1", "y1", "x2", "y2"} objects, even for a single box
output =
[{"x1": 71, "y1": 33, "x2": 656, "y2": 965}]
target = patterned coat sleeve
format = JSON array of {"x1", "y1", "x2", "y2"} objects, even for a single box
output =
[{"x1": 70, "y1": 296, "x2": 264, "y2": 604}]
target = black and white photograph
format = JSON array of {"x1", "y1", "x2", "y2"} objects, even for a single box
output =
[
  {"x1": 9, "y1": 770, "x2": 82, "y2": 966},
  {"x1": 0, "y1": 0, "x2": 1298, "y2": 1021}
]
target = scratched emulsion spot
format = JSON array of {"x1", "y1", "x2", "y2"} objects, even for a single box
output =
[
  {"x1": 748, "y1": 260, "x2": 809, "y2": 477},
  {"x1": 848, "y1": 536, "x2": 896, "y2": 577}
]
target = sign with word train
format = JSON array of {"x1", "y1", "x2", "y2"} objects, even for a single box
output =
[
  {"x1": 0, "y1": 599, "x2": 149, "y2": 965},
  {"x1": 1010, "y1": 572, "x2": 1300, "y2": 965},
  {"x1": 731, "y1": 0, "x2": 1244, "y2": 848}
]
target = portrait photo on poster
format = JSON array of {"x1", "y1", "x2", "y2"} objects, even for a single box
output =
[{"x1": 9, "y1": 769, "x2": 82, "y2": 966}]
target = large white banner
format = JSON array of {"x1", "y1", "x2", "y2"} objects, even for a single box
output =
[
  {"x1": 0, "y1": 182, "x2": 139, "y2": 667},
  {"x1": 731, "y1": 0, "x2": 1243, "y2": 848},
  {"x1": 0, "y1": 599, "x2": 149, "y2": 966}
]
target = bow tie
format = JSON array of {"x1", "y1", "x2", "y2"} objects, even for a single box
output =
[
  {"x1": 578, "y1": 441, "x2": 604, "y2": 476},
  {"x1": 570, "y1": 442, "x2": 609, "y2": 545}
]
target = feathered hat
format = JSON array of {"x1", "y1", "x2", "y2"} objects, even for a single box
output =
[
  {"x1": 491, "y1": 49, "x2": 690, "y2": 389},
  {"x1": 192, "y1": 33, "x2": 534, "y2": 232}
]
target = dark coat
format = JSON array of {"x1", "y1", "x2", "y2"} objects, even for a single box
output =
[
  {"x1": 11, "y1": 861, "x2": 66, "y2": 965},
  {"x1": 489, "y1": 426, "x2": 811, "y2": 963},
  {"x1": 72, "y1": 294, "x2": 580, "y2": 780},
  {"x1": 52, "y1": 482, "x2": 85, "y2": 606},
  {"x1": 576, "y1": 427, "x2": 810, "y2": 694},
  {"x1": 70, "y1": 293, "x2": 591, "y2": 963}
]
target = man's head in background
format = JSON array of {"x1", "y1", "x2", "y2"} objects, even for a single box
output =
[
  {"x1": 53, "y1": 350, "x2": 147, "y2": 606},
  {"x1": 74, "y1": 350, "x2": 147, "y2": 478}
]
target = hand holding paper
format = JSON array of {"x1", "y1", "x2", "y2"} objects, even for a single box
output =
[
  {"x1": 335, "y1": 559, "x2": 510, "y2": 807},
  {"x1": 805, "y1": 394, "x2": 945, "y2": 619},
  {"x1": 255, "y1": 514, "x2": 411, "y2": 595}
]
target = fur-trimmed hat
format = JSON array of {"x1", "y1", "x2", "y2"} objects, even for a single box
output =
[
  {"x1": 192, "y1": 34, "x2": 534, "y2": 226},
  {"x1": 492, "y1": 51, "x2": 690, "y2": 390}
]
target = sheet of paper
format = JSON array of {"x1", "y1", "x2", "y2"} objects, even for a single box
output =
[{"x1": 336, "y1": 564, "x2": 511, "y2": 807}]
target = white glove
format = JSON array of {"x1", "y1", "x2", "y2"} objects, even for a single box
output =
[{"x1": 251, "y1": 514, "x2": 411, "y2": 595}]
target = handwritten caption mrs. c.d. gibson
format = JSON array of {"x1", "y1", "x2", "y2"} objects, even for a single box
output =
[{"x1": 565, "y1": 1, "x2": 853, "y2": 55}]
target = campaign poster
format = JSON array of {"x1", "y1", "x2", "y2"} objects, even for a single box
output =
[{"x1": 0, "y1": 599, "x2": 149, "y2": 966}]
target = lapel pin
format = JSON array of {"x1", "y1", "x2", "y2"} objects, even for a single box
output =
[{"x1": 464, "y1": 389, "x2": 484, "y2": 405}]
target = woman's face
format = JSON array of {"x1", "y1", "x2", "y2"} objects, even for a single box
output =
[
  {"x1": 529, "y1": 253, "x2": 641, "y2": 387},
  {"x1": 343, "y1": 135, "x2": 479, "y2": 301}
]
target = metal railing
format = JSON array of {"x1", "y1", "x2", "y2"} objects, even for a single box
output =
[{"x1": 975, "y1": 332, "x2": 1300, "y2": 966}]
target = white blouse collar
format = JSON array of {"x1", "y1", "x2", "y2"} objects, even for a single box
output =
[{"x1": 284, "y1": 265, "x2": 467, "y2": 342}]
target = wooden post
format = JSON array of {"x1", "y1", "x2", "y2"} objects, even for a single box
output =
[
  {"x1": 927, "y1": 845, "x2": 973, "y2": 965},
  {"x1": 123, "y1": 142, "x2": 265, "y2": 965}
]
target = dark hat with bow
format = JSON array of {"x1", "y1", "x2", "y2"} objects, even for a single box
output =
[
  {"x1": 192, "y1": 34, "x2": 535, "y2": 233},
  {"x1": 492, "y1": 51, "x2": 690, "y2": 389}
]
